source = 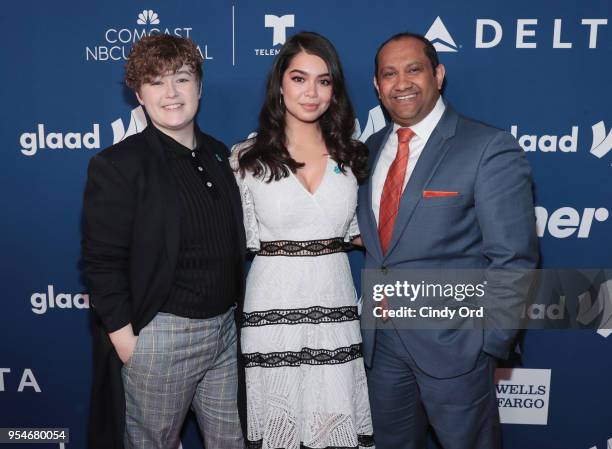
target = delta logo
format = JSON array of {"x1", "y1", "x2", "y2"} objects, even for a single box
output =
[
  {"x1": 423, "y1": 16, "x2": 608, "y2": 51},
  {"x1": 0, "y1": 368, "x2": 41, "y2": 393},
  {"x1": 424, "y1": 17, "x2": 459, "y2": 52}
]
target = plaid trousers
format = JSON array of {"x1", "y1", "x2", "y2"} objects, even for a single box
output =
[{"x1": 121, "y1": 308, "x2": 244, "y2": 449}]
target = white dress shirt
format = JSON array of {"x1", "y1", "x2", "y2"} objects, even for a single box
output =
[{"x1": 371, "y1": 96, "x2": 446, "y2": 224}]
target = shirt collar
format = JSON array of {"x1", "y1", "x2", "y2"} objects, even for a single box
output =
[
  {"x1": 392, "y1": 96, "x2": 446, "y2": 143},
  {"x1": 155, "y1": 125, "x2": 202, "y2": 158}
]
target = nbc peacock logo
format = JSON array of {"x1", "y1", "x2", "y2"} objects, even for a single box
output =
[{"x1": 136, "y1": 9, "x2": 160, "y2": 25}]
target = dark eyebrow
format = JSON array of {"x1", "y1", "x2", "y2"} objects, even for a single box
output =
[{"x1": 288, "y1": 69, "x2": 330, "y2": 78}]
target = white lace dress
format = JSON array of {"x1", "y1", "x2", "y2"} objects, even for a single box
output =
[{"x1": 231, "y1": 151, "x2": 374, "y2": 449}]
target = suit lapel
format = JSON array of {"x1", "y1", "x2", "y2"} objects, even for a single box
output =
[
  {"x1": 364, "y1": 124, "x2": 394, "y2": 262},
  {"x1": 383, "y1": 105, "x2": 459, "y2": 259}
]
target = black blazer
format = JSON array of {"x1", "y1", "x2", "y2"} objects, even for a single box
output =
[{"x1": 81, "y1": 125, "x2": 246, "y2": 449}]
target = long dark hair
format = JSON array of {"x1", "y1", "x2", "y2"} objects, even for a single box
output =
[{"x1": 237, "y1": 31, "x2": 368, "y2": 183}]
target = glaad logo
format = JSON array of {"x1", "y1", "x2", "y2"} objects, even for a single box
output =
[
  {"x1": 353, "y1": 106, "x2": 386, "y2": 142},
  {"x1": 590, "y1": 121, "x2": 612, "y2": 159},
  {"x1": 522, "y1": 296, "x2": 566, "y2": 321},
  {"x1": 424, "y1": 17, "x2": 459, "y2": 52},
  {"x1": 86, "y1": 10, "x2": 212, "y2": 62},
  {"x1": 0, "y1": 368, "x2": 41, "y2": 392},
  {"x1": 511, "y1": 125, "x2": 578, "y2": 153},
  {"x1": 30, "y1": 285, "x2": 90, "y2": 315},
  {"x1": 112, "y1": 106, "x2": 148, "y2": 144},
  {"x1": 19, "y1": 124, "x2": 100, "y2": 157},
  {"x1": 137, "y1": 9, "x2": 159, "y2": 25},
  {"x1": 589, "y1": 437, "x2": 612, "y2": 449},
  {"x1": 255, "y1": 14, "x2": 295, "y2": 56},
  {"x1": 476, "y1": 18, "x2": 607, "y2": 49},
  {"x1": 576, "y1": 279, "x2": 612, "y2": 338},
  {"x1": 535, "y1": 206, "x2": 609, "y2": 239},
  {"x1": 512, "y1": 122, "x2": 612, "y2": 161},
  {"x1": 495, "y1": 368, "x2": 551, "y2": 425}
]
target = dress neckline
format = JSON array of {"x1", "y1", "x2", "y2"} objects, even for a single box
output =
[{"x1": 289, "y1": 156, "x2": 332, "y2": 197}]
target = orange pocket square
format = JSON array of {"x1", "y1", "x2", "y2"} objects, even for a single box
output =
[{"x1": 422, "y1": 190, "x2": 460, "y2": 198}]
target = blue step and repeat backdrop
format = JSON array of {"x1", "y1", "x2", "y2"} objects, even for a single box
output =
[{"x1": 1, "y1": 1, "x2": 611, "y2": 448}]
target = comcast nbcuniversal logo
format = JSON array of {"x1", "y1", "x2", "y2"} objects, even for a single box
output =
[
  {"x1": 137, "y1": 9, "x2": 160, "y2": 25},
  {"x1": 85, "y1": 9, "x2": 212, "y2": 62}
]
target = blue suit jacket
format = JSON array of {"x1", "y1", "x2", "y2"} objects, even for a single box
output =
[{"x1": 357, "y1": 102, "x2": 538, "y2": 378}]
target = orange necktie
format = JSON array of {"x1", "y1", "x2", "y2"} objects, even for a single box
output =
[
  {"x1": 378, "y1": 127, "x2": 415, "y2": 254},
  {"x1": 377, "y1": 127, "x2": 414, "y2": 320}
]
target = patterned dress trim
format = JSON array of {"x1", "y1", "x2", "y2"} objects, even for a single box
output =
[
  {"x1": 246, "y1": 433, "x2": 375, "y2": 449},
  {"x1": 257, "y1": 237, "x2": 352, "y2": 256},
  {"x1": 242, "y1": 306, "x2": 359, "y2": 327},
  {"x1": 243, "y1": 344, "x2": 362, "y2": 368}
]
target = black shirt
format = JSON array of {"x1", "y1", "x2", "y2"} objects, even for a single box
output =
[{"x1": 157, "y1": 127, "x2": 240, "y2": 318}]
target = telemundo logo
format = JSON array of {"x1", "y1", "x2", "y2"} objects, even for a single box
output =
[
  {"x1": 255, "y1": 14, "x2": 295, "y2": 56},
  {"x1": 265, "y1": 14, "x2": 294, "y2": 46}
]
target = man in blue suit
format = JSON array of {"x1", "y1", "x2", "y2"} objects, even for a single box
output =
[{"x1": 357, "y1": 32, "x2": 538, "y2": 449}]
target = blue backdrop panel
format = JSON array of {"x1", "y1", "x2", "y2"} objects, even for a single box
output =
[{"x1": 1, "y1": 1, "x2": 610, "y2": 448}]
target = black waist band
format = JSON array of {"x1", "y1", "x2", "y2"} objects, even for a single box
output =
[{"x1": 257, "y1": 237, "x2": 351, "y2": 257}]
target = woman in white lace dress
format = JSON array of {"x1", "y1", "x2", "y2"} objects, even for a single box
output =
[{"x1": 231, "y1": 32, "x2": 374, "y2": 449}]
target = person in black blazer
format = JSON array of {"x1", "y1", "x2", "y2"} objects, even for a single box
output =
[{"x1": 82, "y1": 35, "x2": 246, "y2": 449}]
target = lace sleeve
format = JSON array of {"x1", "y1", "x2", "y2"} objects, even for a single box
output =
[
  {"x1": 230, "y1": 145, "x2": 260, "y2": 252},
  {"x1": 344, "y1": 211, "x2": 360, "y2": 242}
]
